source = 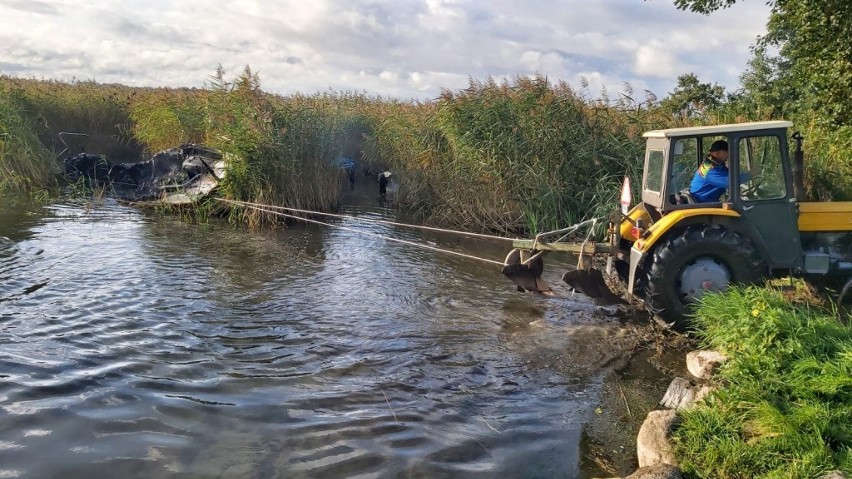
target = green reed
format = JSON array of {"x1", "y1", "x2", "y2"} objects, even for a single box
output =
[
  {"x1": 0, "y1": 84, "x2": 57, "y2": 194},
  {"x1": 361, "y1": 75, "x2": 661, "y2": 234}
]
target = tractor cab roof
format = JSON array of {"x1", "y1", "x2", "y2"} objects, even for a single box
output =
[{"x1": 642, "y1": 121, "x2": 793, "y2": 139}]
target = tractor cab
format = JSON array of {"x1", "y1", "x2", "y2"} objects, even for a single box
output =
[{"x1": 632, "y1": 121, "x2": 803, "y2": 270}]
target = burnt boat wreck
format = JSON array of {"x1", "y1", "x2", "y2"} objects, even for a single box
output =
[{"x1": 63, "y1": 144, "x2": 226, "y2": 205}]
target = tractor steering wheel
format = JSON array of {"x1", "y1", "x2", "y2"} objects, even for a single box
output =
[{"x1": 740, "y1": 175, "x2": 764, "y2": 199}]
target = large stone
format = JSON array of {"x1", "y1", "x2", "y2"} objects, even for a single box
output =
[
  {"x1": 660, "y1": 377, "x2": 714, "y2": 410},
  {"x1": 626, "y1": 464, "x2": 683, "y2": 479},
  {"x1": 686, "y1": 350, "x2": 728, "y2": 380},
  {"x1": 637, "y1": 410, "x2": 680, "y2": 468},
  {"x1": 818, "y1": 472, "x2": 847, "y2": 479}
]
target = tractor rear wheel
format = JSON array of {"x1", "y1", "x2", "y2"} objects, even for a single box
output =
[{"x1": 644, "y1": 225, "x2": 765, "y2": 325}]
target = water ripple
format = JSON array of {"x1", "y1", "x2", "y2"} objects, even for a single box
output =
[{"x1": 0, "y1": 192, "x2": 635, "y2": 478}]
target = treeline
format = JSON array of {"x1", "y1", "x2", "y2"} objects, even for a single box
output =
[{"x1": 673, "y1": 0, "x2": 852, "y2": 201}]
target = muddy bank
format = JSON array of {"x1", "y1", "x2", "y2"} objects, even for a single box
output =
[
  {"x1": 578, "y1": 316, "x2": 695, "y2": 477},
  {"x1": 497, "y1": 290, "x2": 696, "y2": 477}
]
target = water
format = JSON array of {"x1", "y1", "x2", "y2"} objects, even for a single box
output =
[{"x1": 0, "y1": 187, "x2": 642, "y2": 478}]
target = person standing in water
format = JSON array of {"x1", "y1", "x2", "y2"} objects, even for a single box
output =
[{"x1": 378, "y1": 171, "x2": 391, "y2": 196}]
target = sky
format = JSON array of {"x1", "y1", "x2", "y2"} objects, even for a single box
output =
[{"x1": 0, "y1": 0, "x2": 771, "y2": 102}]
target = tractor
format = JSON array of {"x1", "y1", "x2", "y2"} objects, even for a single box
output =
[{"x1": 504, "y1": 121, "x2": 852, "y2": 323}]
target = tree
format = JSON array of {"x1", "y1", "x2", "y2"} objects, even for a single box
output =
[
  {"x1": 735, "y1": 45, "x2": 797, "y2": 119},
  {"x1": 672, "y1": 0, "x2": 740, "y2": 14},
  {"x1": 661, "y1": 73, "x2": 727, "y2": 118},
  {"x1": 674, "y1": 0, "x2": 852, "y2": 126}
]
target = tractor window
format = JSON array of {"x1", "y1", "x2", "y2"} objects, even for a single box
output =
[
  {"x1": 669, "y1": 138, "x2": 698, "y2": 202},
  {"x1": 645, "y1": 149, "x2": 665, "y2": 193},
  {"x1": 738, "y1": 136, "x2": 786, "y2": 201}
]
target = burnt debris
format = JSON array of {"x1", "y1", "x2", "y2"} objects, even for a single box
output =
[{"x1": 63, "y1": 144, "x2": 224, "y2": 202}]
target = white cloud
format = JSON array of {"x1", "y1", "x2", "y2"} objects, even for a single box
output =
[
  {"x1": 634, "y1": 44, "x2": 683, "y2": 78},
  {"x1": 0, "y1": 0, "x2": 771, "y2": 100}
]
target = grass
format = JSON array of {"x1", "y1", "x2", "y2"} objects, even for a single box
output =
[{"x1": 673, "y1": 286, "x2": 852, "y2": 478}]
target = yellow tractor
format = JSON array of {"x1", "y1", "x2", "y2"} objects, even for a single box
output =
[{"x1": 505, "y1": 121, "x2": 852, "y2": 323}]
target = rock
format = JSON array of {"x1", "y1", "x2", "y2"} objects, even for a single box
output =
[
  {"x1": 686, "y1": 350, "x2": 728, "y2": 380},
  {"x1": 694, "y1": 385, "x2": 713, "y2": 404},
  {"x1": 625, "y1": 464, "x2": 683, "y2": 479},
  {"x1": 660, "y1": 378, "x2": 714, "y2": 410},
  {"x1": 637, "y1": 410, "x2": 680, "y2": 468},
  {"x1": 819, "y1": 472, "x2": 847, "y2": 479}
]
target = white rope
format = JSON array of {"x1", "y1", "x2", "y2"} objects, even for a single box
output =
[
  {"x1": 216, "y1": 198, "x2": 522, "y2": 242},
  {"x1": 576, "y1": 218, "x2": 598, "y2": 270},
  {"x1": 216, "y1": 198, "x2": 506, "y2": 267}
]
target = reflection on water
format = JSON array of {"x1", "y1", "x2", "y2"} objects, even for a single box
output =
[{"x1": 0, "y1": 190, "x2": 634, "y2": 478}]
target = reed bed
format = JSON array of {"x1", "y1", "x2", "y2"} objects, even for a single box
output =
[
  {"x1": 362, "y1": 76, "x2": 665, "y2": 233},
  {"x1": 0, "y1": 84, "x2": 57, "y2": 193},
  {"x1": 2, "y1": 70, "x2": 847, "y2": 231},
  {"x1": 0, "y1": 76, "x2": 143, "y2": 161}
]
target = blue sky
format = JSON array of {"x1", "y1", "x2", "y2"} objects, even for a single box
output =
[{"x1": 0, "y1": 0, "x2": 771, "y2": 101}]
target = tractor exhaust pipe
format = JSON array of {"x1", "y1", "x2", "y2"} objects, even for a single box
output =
[{"x1": 792, "y1": 131, "x2": 806, "y2": 202}]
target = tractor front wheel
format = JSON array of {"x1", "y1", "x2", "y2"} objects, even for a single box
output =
[{"x1": 644, "y1": 225, "x2": 765, "y2": 325}]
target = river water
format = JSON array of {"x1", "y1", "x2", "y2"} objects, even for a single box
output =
[{"x1": 0, "y1": 186, "x2": 650, "y2": 478}]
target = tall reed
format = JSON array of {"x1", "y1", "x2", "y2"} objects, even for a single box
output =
[
  {"x1": 0, "y1": 76, "x2": 142, "y2": 160},
  {"x1": 0, "y1": 84, "x2": 57, "y2": 193},
  {"x1": 362, "y1": 75, "x2": 664, "y2": 234},
  {"x1": 127, "y1": 67, "x2": 352, "y2": 225},
  {"x1": 6, "y1": 71, "x2": 842, "y2": 231}
]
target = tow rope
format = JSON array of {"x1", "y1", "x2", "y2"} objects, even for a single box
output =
[
  {"x1": 215, "y1": 198, "x2": 607, "y2": 296},
  {"x1": 215, "y1": 198, "x2": 507, "y2": 267}
]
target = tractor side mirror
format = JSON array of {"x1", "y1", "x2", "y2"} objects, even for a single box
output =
[{"x1": 673, "y1": 140, "x2": 684, "y2": 156}]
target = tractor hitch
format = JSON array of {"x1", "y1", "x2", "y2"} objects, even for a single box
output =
[{"x1": 503, "y1": 238, "x2": 623, "y2": 302}]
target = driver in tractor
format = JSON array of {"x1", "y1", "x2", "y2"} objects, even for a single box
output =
[{"x1": 689, "y1": 140, "x2": 753, "y2": 203}]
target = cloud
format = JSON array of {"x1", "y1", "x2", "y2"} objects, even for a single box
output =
[
  {"x1": 634, "y1": 43, "x2": 684, "y2": 78},
  {"x1": 0, "y1": 0, "x2": 59, "y2": 16},
  {"x1": 0, "y1": 0, "x2": 771, "y2": 100}
]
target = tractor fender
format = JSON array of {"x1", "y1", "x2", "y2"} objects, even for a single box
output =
[{"x1": 625, "y1": 209, "x2": 741, "y2": 296}]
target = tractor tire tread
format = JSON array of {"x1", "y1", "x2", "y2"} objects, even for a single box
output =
[{"x1": 643, "y1": 225, "x2": 765, "y2": 324}]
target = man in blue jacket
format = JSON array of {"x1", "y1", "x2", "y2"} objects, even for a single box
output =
[{"x1": 689, "y1": 140, "x2": 751, "y2": 203}]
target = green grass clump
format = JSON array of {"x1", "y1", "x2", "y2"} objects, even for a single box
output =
[{"x1": 674, "y1": 287, "x2": 852, "y2": 478}]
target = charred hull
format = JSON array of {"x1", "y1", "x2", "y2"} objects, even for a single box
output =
[{"x1": 63, "y1": 144, "x2": 225, "y2": 203}]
